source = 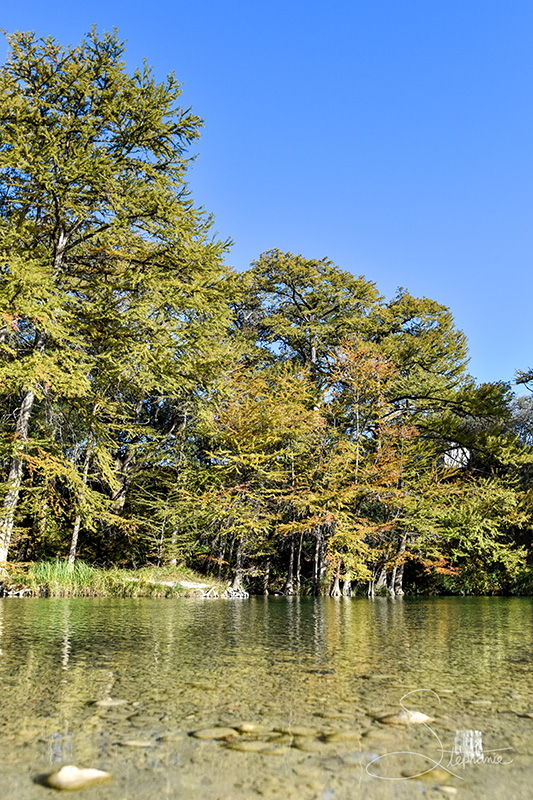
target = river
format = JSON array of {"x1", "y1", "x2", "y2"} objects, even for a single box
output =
[{"x1": 1, "y1": 596, "x2": 532, "y2": 799}]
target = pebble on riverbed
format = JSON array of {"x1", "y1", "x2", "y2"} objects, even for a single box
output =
[
  {"x1": 45, "y1": 765, "x2": 112, "y2": 790},
  {"x1": 376, "y1": 710, "x2": 432, "y2": 725},
  {"x1": 400, "y1": 767, "x2": 452, "y2": 783},
  {"x1": 191, "y1": 727, "x2": 239, "y2": 740},
  {"x1": 117, "y1": 739, "x2": 155, "y2": 748},
  {"x1": 274, "y1": 726, "x2": 319, "y2": 737},
  {"x1": 236, "y1": 722, "x2": 273, "y2": 734},
  {"x1": 324, "y1": 730, "x2": 361, "y2": 743},
  {"x1": 227, "y1": 740, "x2": 274, "y2": 753}
]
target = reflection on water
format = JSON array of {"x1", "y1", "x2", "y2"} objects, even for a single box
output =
[{"x1": 1, "y1": 597, "x2": 532, "y2": 799}]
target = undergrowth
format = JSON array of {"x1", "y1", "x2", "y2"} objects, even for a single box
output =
[{"x1": 1, "y1": 561, "x2": 217, "y2": 598}]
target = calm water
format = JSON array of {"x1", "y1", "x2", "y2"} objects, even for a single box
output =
[{"x1": 1, "y1": 597, "x2": 532, "y2": 799}]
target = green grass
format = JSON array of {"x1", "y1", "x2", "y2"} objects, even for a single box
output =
[{"x1": 2, "y1": 560, "x2": 219, "y2": 598}]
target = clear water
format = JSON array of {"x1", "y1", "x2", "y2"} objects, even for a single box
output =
[{"x1": 1, "y1": 596, "x2": 532, "y2": 799}]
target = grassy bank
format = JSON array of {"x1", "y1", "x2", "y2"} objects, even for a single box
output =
[{"x1": 0, "y1": 561, "x2": 220, "y2": 598}]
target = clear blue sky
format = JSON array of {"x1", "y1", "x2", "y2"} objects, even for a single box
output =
[{"x1": 3, "y1": 1, "x2": 532, "y2": 390}]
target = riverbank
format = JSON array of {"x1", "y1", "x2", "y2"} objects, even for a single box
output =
[{"x1": 0, "y1": 561, "x2": 222, "y2": 598}]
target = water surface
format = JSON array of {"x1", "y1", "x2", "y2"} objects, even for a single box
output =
[{"x1": 1, "y1": 597, "x2": 532, "y2": 799}]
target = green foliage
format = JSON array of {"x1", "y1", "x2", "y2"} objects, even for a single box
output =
[
  {"x1": 245, "y1": 249, "x2": 380, "y2": 376},
  {"x1": 0, "y1": 28, "x2": 232, "y2": 564},
  {"x1": 1, "y1": 31, "x2": 531, "y2": 593},
  {"x1": 3, "y1": 560, "x2": 213, "y2": 597}
]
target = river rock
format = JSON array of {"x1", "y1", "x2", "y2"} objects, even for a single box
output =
[
  {"x1": 324, "y1": 730, "x2": 361, "y2": 743},
  {"x1": 192, "y1": 727, "x2": 238, "y2": 740},
  {"x1": 119, "y1": 739, "x2": 154, "y2": 748},
  {"x1": 227, "y1": 740, "x2": 273, "y2": 753},
  {"x1": 294, "y1": 738, "x2": 325, "y2": 752},
  {"x1": 45, "y1": 765, "x2": 112, "y2": 790},
  {"x1": 275, "y1": 726, "x2": 319, "y2": 737},
  {"x1": 317, "y1": 711, "x2": 356, "y2": 720},
  {"x1": 262, "y1": 745, "x2": 293, "y2": 756},
  {"x1": 236, "y1": 722, "x2": 272, "y2": 734},
  {"x1": 159, "y1": 732, "x2": 186, "y2": 742},
  {"x1": 377, "y1": 710, "x2": 432, "y2": 725},
  {"x1": 270, "y1": 734, "x2": 294, "y2": 745}
]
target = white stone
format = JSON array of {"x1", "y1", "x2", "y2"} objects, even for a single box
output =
[
  {"x1": 45, "y1": 765, "x2": 112, "y2": 790},
  {"x1": 377, "y1": 710, "x2": 432, "y2": 725}
]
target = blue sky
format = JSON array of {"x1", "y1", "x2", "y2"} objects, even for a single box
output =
[{"x1": 2, "y1": 1, "x2": 532, "y2": 391}]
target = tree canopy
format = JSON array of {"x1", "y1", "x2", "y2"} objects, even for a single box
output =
[{"x1": 1, "y1": 29, "x2": 531, "y2": 595}]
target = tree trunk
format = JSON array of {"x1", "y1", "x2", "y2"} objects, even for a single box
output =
[
  {"x1": 217, "y1": 535, "x2": 225, "y2": 581},
  {"x1": 263, "y1": 558, "x2": 270, "y2": 595},
  {"x1": 342, "y1": 573, "x2": 352, "y2": 597},
  {"x1": 0, "y1": 386, "x2": 37, "y2": 565},
  {"x1": 375, "y1": 568, "x2": 387, "y2": 594},
  {"x1": 395, "y1": 562, "x2": 405, "y2": 595},
  {"x1": 318, "y1": 531, "x2": 327, "y2": 593},
  {"x1": 282, "y1": 537, "x2": 295, "y2": 594},
  {"x1": 111, "y1": 450, "x2": 134, "y2": 513},
  {"x1": 0, "y1": 232, "x2": 66, "y2": 567},
  {"x1": 230, "y1": 537, "x2": 244, "y2": 591},
  {"x1": 295, "y1": 531, "x2": 303, "y2": 595},
  {"x1": 329, "y1": 562, "x2": 341, "y2": 597},
  {"x1": 313, "y1": 528, "x2": 326, "y2": 596},
  {"x1": 68, "y1": 449, "x2": 91, "y2": 565},
  {"x1": 169, "y1": 523, "x2": 179, "y2": 566},
  {"x1": 312, "y1": 531, "x2": 320, "y2": 595},
  {"x1": 111, "y1": 399, "x2": 143, "y2": 513},
  {"x1": 393, "y1": 534, "x2": 407, "y2": 596}
]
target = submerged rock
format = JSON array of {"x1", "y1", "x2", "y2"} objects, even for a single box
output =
[
  {"x1": 159, "y1": 732, "x2": 186, "y2": 742},
  {"x1": 191, "y1": 727, "x2": 238, "y2": 740},
  {"x1": 324, "y1": 730, "x2": 361, "y2": 743},
  {"x1": 227, "y1": 740, "x2": 273, "y2": 753},
  {"x1": 262, "y1": 745, "x2": 293, "y2": 756},
  {"x1": 377, "y1": 710, "x2": 432, "y2": 725},
  {"x1": 275, "y1": 725, "x2": 319, "y2": 737},
  {"x1": 293, "y1": 738, "x2": 325, "y2": 752},
  {"x1": 317, "y1": 711, "x2": 356, "y2": 720},
  {"x1": 401, "y1": 767, "x2": 452, "y2": 782},
  {"x1": 269, "y1": 734, "x2": 294, "y2": 745},
  {"x1": 236, "y1": 722, "x2": 272, "y2": 734},
  {"x1": 45, "y1": 765, "x2": 111, "y2": 790},
  {"x1": 118, "y1": 739, "x2": 154, "y2": 748}
]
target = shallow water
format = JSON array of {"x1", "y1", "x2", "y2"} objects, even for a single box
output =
[{"x1": 1, "y1": 596, "x2": 532, "y2": 799}]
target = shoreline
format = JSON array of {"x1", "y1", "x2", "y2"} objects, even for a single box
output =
[
  {"x1": 0, "y1": 561, "x2": 224, "y2": 599},
  {"x1": 1, "y1": 561, "x2": 530, "y2": 599}
]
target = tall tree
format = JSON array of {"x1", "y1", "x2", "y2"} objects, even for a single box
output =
[
  {"x1": 246, "y1": 249, "x2": 380, "y2": 378},
  {"x1": 0, "y1": 29, "x2": 231, "y2": 564}
]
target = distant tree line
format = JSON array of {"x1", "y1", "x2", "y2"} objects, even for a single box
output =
[{"x1": 1, "y1": 29, "x2": 532, "y2": 594}]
